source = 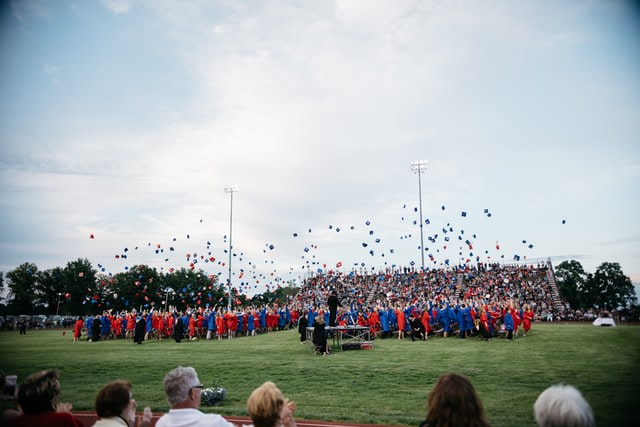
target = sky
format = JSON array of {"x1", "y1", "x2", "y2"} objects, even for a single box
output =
[{"x1": 1, "y1": 0, "x2": 639, "y2": 296}]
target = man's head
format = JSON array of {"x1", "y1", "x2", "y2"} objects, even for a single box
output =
[{"x1": 162, "y1": 366, "x2": 204, "y2": 409}]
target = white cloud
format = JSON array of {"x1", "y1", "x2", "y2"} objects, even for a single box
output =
[
  {"x1": 44, "y1": 63, "x2": 61, "y2": 85},
  {"x1": 101, "y1": 0, "x2": 134, "y2": 14}
]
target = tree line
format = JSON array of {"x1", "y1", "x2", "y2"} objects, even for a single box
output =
[
  {"x1": 0, "y1": 258, "x2": 298, "y2": 316},
  {"x1": 554, "y1": 260, "x2": 637, "y2": 311}
]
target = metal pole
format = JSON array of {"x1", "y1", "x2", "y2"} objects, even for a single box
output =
[
  {"x1": 56, "y1": 293, "x2": 62, "y2": 315},
  {"x1": 417, "y1": 171, "x2": 425, "y2": 270},
  {"x1": 410, "y1": 160, "x2": 428, "y2": 271},
  {"x1": 225, "y1": 185, "x2": 238, "y2": 310}
]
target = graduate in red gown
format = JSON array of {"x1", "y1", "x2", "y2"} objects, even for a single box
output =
[
  {"x1": 420, "y1": 309, "x2": 431, "y2": 337},
  {"x1": 73, "y1": 317, "x2": 83, "y2": 342},
  {"x1": 216, "y1": 310, "x2": 225, "y2": 340},
  {"x1": 188, "y1": 313, "x2": 197, "y2": 340},
  {"x1": 396, "y1": 306, "x2": 406, "y2": 339},
  {"x1": 522, "y1": 304, "x2": 534, "y2": 336}
]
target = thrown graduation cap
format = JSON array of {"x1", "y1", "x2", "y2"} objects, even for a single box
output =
[
  {"x1": 514, "y1": 254, "x2": 521, "y2": 261},
  {"x1": 562, "y1": 219, "x2": 566, "y2": 224},
  {"x1": 441, "y1": 205, "x2": 446, "y2": 210},
  {"x1": 461, "y1": 211, "x2": 467, "y2": 217},
  {"x1": 362, "y1": 243, "x2": 368, "y2": 248},
  {"x1": 528, "y1": 244, "x2": 534, "y2": 249},
  {"x1": 293, "y1": 233, "x2": 298, "y2": 237}
]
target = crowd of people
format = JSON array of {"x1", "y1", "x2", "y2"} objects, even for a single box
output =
[
  {"x1": 69, "y1": 263, "x2": 563, "y2": 345},
  {"x1": 73, "y1": 305, "x2": 296, "y2": 344},
  {"x1": 0, "y1": 367, "x2": 296, "y2": 427},
  {"x1": 0, "y1": 367, "x2": 595, "y2": 427}
]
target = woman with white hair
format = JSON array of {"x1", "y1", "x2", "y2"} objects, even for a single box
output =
[{"x1": 534, "y1": 384, "x2": 595, "y2": 427}]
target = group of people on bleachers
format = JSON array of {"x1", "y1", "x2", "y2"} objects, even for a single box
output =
[{"x1": 0, "y1": 367, "x2": 595, "y2": 427}]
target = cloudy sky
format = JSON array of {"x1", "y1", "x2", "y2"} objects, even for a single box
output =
[{"x1": 1, "y1": 0, "x2": 639, "y2": 295}]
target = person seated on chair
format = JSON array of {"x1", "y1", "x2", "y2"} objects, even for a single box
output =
[
  {"x1": 409, "y1": 314, "x2": 426, "y2": 341},
  {"x1": 534, "y1": 384, "x2": 595, "y2": 427},
  {"x1": 312, "y1": 315, "x2": 329, "y2": 355},
  {"x1": 92, "y1": 380, "x2": 152, "y2": 427},
  {"x1": 246, "y1": 381, "x2": 296, "y2": 427},
  {"x1": 155, "y1": 366, "x2": 235, "y2": 427},
  {"x1": 10, "y1": 370, "x2": 84, "y2": 427},
  {"x1": 419, "y1": 372, "x2": 490, "y2": 427}
]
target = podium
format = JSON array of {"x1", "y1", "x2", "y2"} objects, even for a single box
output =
[{"x1": 306, "y1": 325, "x2": 372, "y2": 351}]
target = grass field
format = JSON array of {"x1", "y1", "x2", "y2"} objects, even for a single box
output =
[{"x1": 1, "y1": 323, "x2": 639, "y2": 427}]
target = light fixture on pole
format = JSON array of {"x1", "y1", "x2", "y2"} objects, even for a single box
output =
[
  {"x1": 56, "y1": 292, "x2": 62, "y2": 315},
  {"x1": 224, "y1": 184, "x2": 238, "y2": 310},
  {"x1": 410, "y1": 160, "x2": 428, "y2": 271}
]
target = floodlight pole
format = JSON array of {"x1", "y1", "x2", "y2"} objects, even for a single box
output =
[
  {"x1": 224, "y1": 185, "x2": 238, "y2": 310},
  {"x1": 56, "y1": 292, "x2": 62, "y2": 315},
  {"x1": 410, "y1": 160, "x2": 428, "y2": 271}
]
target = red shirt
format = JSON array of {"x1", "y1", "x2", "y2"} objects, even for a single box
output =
[{"x1": 10, "y1": 411, "x2": 85, "y2": 427}]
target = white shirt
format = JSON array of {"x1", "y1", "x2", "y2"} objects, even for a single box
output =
[
  {"x1": 92, "y1": 417, "x2": 129, "y2": 427},
  {"x1": 156, "y1": 408, "x2": 236, "y2": 427}
]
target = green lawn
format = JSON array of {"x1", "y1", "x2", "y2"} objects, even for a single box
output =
[{"x1": 1, "y1": 323, "x2": 639, "y2": 427}]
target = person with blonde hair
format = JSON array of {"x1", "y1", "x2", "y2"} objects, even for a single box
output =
[
  {"x1": 92, "y1": 380, "x2": 152, "y2": 427},
  {"x1": 419, "y1": 372, "x2": 490, "y2": 427},
  {"x1": 246, "y1": 382, "x2": 296, "y2": 427},
  {"x1": 534, "y1": 384, "x2": 595, "y2": 427}
]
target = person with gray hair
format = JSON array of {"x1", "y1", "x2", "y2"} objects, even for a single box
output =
[
  {"x1": 534, "y1": 384, "x2": 595, "y2": 427},
  {"x1": 155, "y1": 366, "x2": 236, "y2": 427}
]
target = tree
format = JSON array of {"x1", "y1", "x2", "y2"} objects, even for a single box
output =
[
  {"x1": 37, "y1": 267, "x2": 66, "y2": 315},
  {"x1": 62, "y1": 258, "x2": 97, "y2": 315},
  {"x1": 583, "y1": 262, "x2": 636, "y2": 310},
  {"x1": 109, "y1": 265, "x2": 163, "y2": 312},
  {"x1": 6, "y1": 263, "x2": 40, "y2": 314},
  {"x1": 0, "y1": 271, "x2": 7, "y2": 314},
  {"x1": 554, "y1": 260, "x2": 588, "y2": 309}
]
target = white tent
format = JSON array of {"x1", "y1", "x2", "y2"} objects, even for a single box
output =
[{"x1": 592, "y1": 317, "x2": 616, "y2": 327}]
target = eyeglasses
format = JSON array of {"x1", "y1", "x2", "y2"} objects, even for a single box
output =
[{"x1": 191, "y1": 385, "x2": 204, "y2": 391}]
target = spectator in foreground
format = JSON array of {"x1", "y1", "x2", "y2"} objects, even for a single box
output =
[
  {"x1": 534, "y1": 384, "x2": 595, "y2": 427},
  {"x1": 10, "y1": 370, "x2": 84, "y2": 427},
  {"x1": 419, "y1": 372, "x2": 490, "y2": 427},
  {"x1": 92, "y1": 380, "x2": 152, "y2": 427},
  {"x1": 155, "y1": 366, "x2": 235, "y2": 427},
  {"x1": 246, "y1": 381, "x2": 296, "y2": 427}
]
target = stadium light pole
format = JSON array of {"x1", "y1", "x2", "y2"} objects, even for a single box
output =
[
  {"x1": 56, "y1": 292, "x2": 62, "y2": 315},
  {"x1": 410, "y1": 160, "x2": 428, "y2": 271},
  {"x1": 224, "y1": 184, "x2": 238, "y2": 310}
]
